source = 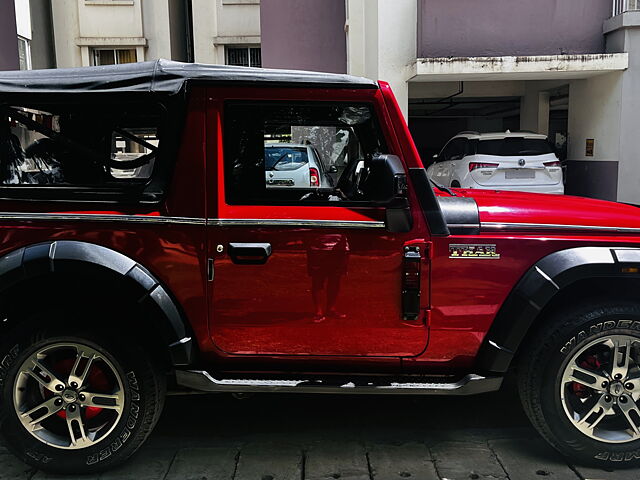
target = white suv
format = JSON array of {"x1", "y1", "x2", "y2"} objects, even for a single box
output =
[{"x1": 427, "y1": 131, "x2": 564, "y2": 194}]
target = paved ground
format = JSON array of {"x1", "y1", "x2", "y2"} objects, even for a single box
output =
[{"x1": 2, "y1": 380, "x2": 640, "y2": 480}]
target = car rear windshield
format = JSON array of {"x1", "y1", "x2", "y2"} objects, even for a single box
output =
[
  {"x1": 265, "y1": 147, "x2": 308, "y2": 171},
  {"x1": 475, "y1": 137, "x2": 553, "y2": 156}
]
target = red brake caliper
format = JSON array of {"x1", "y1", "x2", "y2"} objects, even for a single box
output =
[
  {"x1": 572, "y1": 355, "x2": 603, "y2": 398},
  {"x1": 50, "y1": 359, "x2": 111, "y2": 420}
]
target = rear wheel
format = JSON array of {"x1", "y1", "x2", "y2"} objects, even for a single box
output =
[
  {"x1": 451, "y1": 180, "x2": 461, "y2": 188},
  {"x1": 519, "y1": 301, "x2": 640, "y2": 467},
  {"x1": 0, "y1": 322, "x2": 165, "y2": 474}
]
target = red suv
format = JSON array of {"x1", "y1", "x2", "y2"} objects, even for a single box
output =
[{"x1": 1, "y1": 60, "x2": 640, "y2": 473}]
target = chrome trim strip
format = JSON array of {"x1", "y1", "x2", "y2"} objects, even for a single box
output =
[
  {"x1": 482, "y1": 221, "x2": 640, "y2": 235},
  {"x1": 0, "y1": 212, "x2": 206, "y2": 225},
  {"x1": 207, "y1": 218, "x2": 386, "y2": 229},
  {"x1": 0, "y1": 213, "x2": 385, "y2": 229}
]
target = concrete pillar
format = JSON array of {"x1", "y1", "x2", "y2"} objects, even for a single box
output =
[
  {"x1": 520, "y1": 86, "x2": 550, "y2": 135},
  {"x1": 603, "y1": 13, "x2": 640, "y2": 203},
  {"x1": 565, "y1": 73, "x2": 622, "y2": 201},
  {"x1": 346, "y1": 0, "x2": 417, "y2": 119}
]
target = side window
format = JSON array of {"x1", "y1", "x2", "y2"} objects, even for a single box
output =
[
  {"x1": 439, "y1": 142, "x2": 453, "y2": 162},
  {"x1": 448, "y1": 138, "x2": 467, "y2": 161},
  {"x1": 223, "y1": 101, "x2": 388, "y2": 205},
  {"x1": 0, "y1": 103, "x2": 163, "y2": 187}
]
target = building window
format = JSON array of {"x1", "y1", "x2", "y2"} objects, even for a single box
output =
[
  {"x1": 17, "y1": 36, "x2": 31, "y2": 70},
  {"x1": 92, "y1": 49, "x2": 138, "y2": 66},
  {"x1": 225, "y1": 46, "x2": 261, "y2": 68}
]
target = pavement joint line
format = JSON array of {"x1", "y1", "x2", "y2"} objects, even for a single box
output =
[
  {"x1": 567, "y1": 463, "x2": 586, "y2": 480},
  {"x1": 231, "y1": 446, "x2": 241, "y2": 480},
  {"x1": 365, "y1": 451, "x2": 374, "y2": 480},
  {"x1": 300, "y1": 449, "x2": 306, "y2": 480},
  {"x1": 428, "y1": 446, "x2": 445, "y2": 480},
  {"x1": 486, "y1": 440, "x2": 511, "y2": 480},
  {"x1": 161, "y1": 449, "x2": 179, "y2": 480}
]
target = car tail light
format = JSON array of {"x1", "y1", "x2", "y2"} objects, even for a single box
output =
[
  {"x1": 310, "y1": 167, "x2": 320, "y2": 187},
  {"x1": 544, "y1": 160, "x2": 561, "y2": 167},
  {"x1": 469, "y1": 162, "x2": 499, "y2": 172}
]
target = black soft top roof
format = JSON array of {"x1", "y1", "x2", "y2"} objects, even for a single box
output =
[{"x1": 0, "y1": 59, "x2": 378, "y2": 96}]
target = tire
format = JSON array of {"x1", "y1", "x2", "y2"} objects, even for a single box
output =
[
  {"x1": 0, "y1": 318, "x2": 166, "y2": 474},
  {"x1": 519, "y1": 300, "x2": 640, "y2": 468},
  {"x1": 451, "y1": 180, "x2": 461, "y2": 188}
]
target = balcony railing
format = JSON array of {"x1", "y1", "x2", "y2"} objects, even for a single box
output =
[{"x1": 613, "y1": 0, "x2": 640, "y2": 16}]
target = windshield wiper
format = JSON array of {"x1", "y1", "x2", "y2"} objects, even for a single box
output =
[{"x1": 429, "y1": 178, "x2": 457, "y2": 196}]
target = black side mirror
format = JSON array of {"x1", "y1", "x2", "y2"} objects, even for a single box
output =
[
  {"x1": 366, "y1": 154, "x2": 407, "y2": 203},
  {"x1": 366, "y1": 154, "x2": 412, "y2": 233}
]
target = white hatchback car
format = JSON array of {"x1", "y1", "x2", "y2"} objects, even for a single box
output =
[
  {"x1": 264, "y1": 143, "x2": 333, "y2": 190},
  {"x1": 427, "y1": 131, "x2": 564, "y2": 194}
]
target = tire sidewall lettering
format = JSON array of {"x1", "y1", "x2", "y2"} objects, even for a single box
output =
[
  {"x1": 86, "y1": 370, "x2": 140, "y2": 466},
  {"x1": 560, "y1": 320, "x2": 640, "y2": 355},
  {"x1": 0, "y1": 345, "x2": 19, "y2": 388}
]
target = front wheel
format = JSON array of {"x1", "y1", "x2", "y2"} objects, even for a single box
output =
[
  {"x1": 519, "y1": 301, "x2": 640, "y2": 467},
  {"x1": 0, "y1": 325, "x2": 165, "y2": 474}
]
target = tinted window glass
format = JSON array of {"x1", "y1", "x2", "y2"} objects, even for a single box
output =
[
  {"x1": 224, "y1": 101, "x2": 387, "y2": 205},
  {"x1": 0, "y1": 104, "x2": 162, "y2": 186},
  {"x1": 476, "y1": 137, "x2": 553, "y2": 156}
]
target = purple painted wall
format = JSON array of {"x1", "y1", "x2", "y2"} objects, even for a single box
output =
[
  {"x1": 419, "y1": 0, "x2": 611, "y2": 58},
  {"x1": 260, "y1": 0, "x2": 347, "y2": 74},
  {"x1": 0, "y1": 1, "x2": 19, "y2": 71}
]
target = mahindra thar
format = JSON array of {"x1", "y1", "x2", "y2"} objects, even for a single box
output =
[{"x1": 0, "y1": 60, "x2": 639, "y2": 473}]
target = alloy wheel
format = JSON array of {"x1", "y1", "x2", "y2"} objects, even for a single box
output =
[
  {"x1": 13, "y1": 342, "x2": 125, "y2": 449},
  {"x1": 561, "y1": 334, "x2": 640, "y2": 443}
]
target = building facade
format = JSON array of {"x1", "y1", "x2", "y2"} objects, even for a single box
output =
[
  {"x1": 4, "y1": 0, "x2": 640, "y2": 203},
  {"x1": 259, "y1": 0, "x2": 640, "y2": 204}
]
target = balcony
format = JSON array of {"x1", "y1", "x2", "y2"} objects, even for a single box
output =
[{"x1": 613, "y1": 0, "x2": 640, "y2": 16}]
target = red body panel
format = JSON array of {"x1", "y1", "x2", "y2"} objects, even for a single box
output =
[
  {"x1": 205, "y1": 86, "x2": 430, "y2": 360},
  {"x1": 4, "y1": 84, "x2": 640, "y2": 377}
]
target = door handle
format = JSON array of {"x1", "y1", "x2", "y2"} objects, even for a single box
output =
[{"x1": 228, "y1": 243, "x2": 272, "y2": 265}]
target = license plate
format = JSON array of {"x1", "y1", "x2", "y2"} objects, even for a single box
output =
[
  {"x1": 267, "y1": 179, "x2": 294, "y2": 186},
  {"x1": 505, "y1": 169, "x2": 535, "y2": 179}
]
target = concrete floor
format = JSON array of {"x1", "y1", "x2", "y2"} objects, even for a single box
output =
[{"x1": 2, "y1": 382, "x2": 640, "y2": 480}]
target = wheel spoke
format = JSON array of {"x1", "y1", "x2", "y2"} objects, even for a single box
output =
[
  {"x1": 578, "y1": 394, "x2": 613, "y2": 430},
  {"x1": 65, "y1": 407, "x2": 90, "y2": 448},
  {"x1": 610, "y1": 338, "x2": 632, "y2": 380},
  {"x1": 619, "y1": 396, "x2": 640, "y2": 436},
  {"x1": 23, "y1": 358, "x2": 66, "y2": 393},
  {"x1": 565, "y1": 362, "x2": 609, "y2": 390},
  {"x1": 20, "y1": 397, "x2": 63, "y2": 429},
  {"x1": 79, "y1": 391, "x2": 123, "y2": 412},
  {"x1": 67, "y1": 347, "x2": 97, "y2": 389}
]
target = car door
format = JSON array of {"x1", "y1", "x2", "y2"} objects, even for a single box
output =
[
  {"x1": 442, "y1": 138, "x2": 466, "y2": 185},
  {"x1": 431, "y1": 142, "x2": 452, "y2": 185},
  {"x1": 206, "y1": 88, "x2": 430, "y2": 358}
]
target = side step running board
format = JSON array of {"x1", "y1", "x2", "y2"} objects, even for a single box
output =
[{"x1": 175, "y1": 370, "x2": 503, "y2": 396}]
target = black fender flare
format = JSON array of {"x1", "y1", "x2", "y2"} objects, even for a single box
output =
[
  {"x1": 476, "y1": 246, "x2": 640, "y2": 374},
  {"x1": 0, "y1": 240, "x2": 193, "y2": 366}
]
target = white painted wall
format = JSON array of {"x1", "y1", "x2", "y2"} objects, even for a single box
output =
[
  {"x1": 192, "y1": 0, "x2": 261, "y2": 65},
  {"x1": 51, "y1": 0, "x2": 184, "y2": 68},
  {"x1": 14, "y1": 0, "x2": 32, "y2": 40},
  {"x1": 77, "y1": 0, "x2": 143, "y2": 39},
  {"x1": 142, "y1": 1, "x2": 172, "y2": 62},
  {"x1": 346, "y1": 0, "x2": 417, "y2": 119},
  {"x1": 51, "y1": 0, "x2": 82, "y2": 67},
  {"x1": 567, "y1": 72, "x2": 623, "y2": 164}
]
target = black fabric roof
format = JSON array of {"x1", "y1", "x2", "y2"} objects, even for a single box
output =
[{"x1": 0, "y1": 59, "x2": 378, "y2": 95}]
